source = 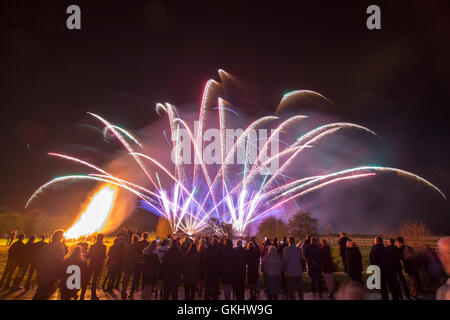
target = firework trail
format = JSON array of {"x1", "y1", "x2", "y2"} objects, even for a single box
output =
[{"x1": 26, "y1": 70, "x2": 445, "y2": 235}]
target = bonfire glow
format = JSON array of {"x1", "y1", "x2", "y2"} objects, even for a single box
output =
[{"x1": 64, "y1": 185, "x2": 118, "y2": 239}]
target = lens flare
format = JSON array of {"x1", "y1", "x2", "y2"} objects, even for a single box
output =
[{"x1": 64, "y1": 185, "x2": 118, "y2": 239}]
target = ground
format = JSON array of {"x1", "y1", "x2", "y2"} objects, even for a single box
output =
[{"x1": 0, "y1": 238, "x2": 437, "y2": 300}]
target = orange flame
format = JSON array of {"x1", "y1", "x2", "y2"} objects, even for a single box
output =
[{"x1": 65, "y1": 185, "x2": 118, "y2": 239}]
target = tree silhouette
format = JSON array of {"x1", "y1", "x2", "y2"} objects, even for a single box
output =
[
  {"x1": 256, "y1": 216, "x2": 288, "y2": 240},
  {"x1": 287, "y1": 211, "x2": 319, "y2": 240}
]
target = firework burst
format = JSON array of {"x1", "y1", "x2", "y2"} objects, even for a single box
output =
[{"x1": 26, "y1": 71, "x2": 445, "y2": 236}]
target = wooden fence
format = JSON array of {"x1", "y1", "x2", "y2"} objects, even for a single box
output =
[{"x1": 324, "y1": 235, "x2": 442, "y2": 249}]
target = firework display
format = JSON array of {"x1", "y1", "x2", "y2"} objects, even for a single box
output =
[{"x1": 25, "y1": 71, "x2": 445, "y2": 237}]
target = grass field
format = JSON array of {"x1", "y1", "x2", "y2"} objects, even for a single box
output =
[{"x1": 0, "y1": 237, "x2": 438, "y2": 299}]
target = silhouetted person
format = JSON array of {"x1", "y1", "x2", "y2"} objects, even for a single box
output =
[
  {"x1": 104, "y1": 237, "x2": 125, "y2": 291},
  {"x1": 396, "y1": 237, "x2": 422, "y2": 298},
  {"x1": 262, "y1": 246, "x2": 282, "y2": 300},
  {"x1": 121, "y1": 234, "x2": 140, "y2": 299},
  {"x1": 142, "y1": 240, "x2": 160, "y2": 300},
  {"x1": 232, "y1": 240, "x2": 247, "y2": 300},
  {"x1": 278, "y1": 236, "x2": 288, "y2": 257},
  {"x1": 157, "y1": 238, "x2": 170, "y2": 298},
  {"x1": 196, "y1": 238, "x2": 208, "y2": 298},
  {"x1": 303, "y1": 237, "x2": 323, "y2": 296},
  {"x1": 222, "y1": 239, "x2": 234, "y2": 300},
  {"x1": 33, "y1": 229, "x2": 65, "y2": 300},
  {"x1": 0, "y1": 233, "x2": 25, "y2": 290},
  {"x1": 205, "y1": 238, "x2": 223, "y2": 300},
  {"x1": 262, "y1": 238, "x2": 272, "y2": 258},
  {"x1": 320, "y1": 238, "x2": 336, "y2": 298},
  {"x1": 126, "y1": 229, "x2": 133, "y2": 244},
  {"x1": 436, "y1": 237, "x2": 450, "y2": 300},
  {"x1": 62, "y1": 238, "x2": 69, "y2": 256},
  {"x1": 387, "y1": 238, "x2": 410, "y2": 299},
  {"x1": 162, "y1": 239, "x2": 184, "y2": 300},
  {"x1": 184, "y1": 242, "x2": 200, "y2": 300},
  {"x1": 338, "y1": 232, "x2": 349, "y2": 273},
  {"x1": 6, "y1": 230, "x2": 17, "y2": 246},
  {"x1": 422, "y1": 245, "x2": 446, "y2": 293},
  {"x1": 278, "y1": 236, "x2": 288, "y2": 297},
  {"x1": 302, "y1": 234, "x2": 311, "y2": 250},
  {"x1": 24, "y1": 234, "x2": 46, "y2": 291},
  {"x1": 12, "y1": 235, "x2": 36, "y2": 290},
  {"x1": 370, "y1": 236, "x2": 400, "y2": 300},
  {"x1": 130, "y1": 232, "x2": 150, "y2": 298},
  {"x1": 273, "y1": 237, "x2": 279, "y2": 249},
  {"x1": 246, "y1": 237, "x2": 260, "y2": 300},
  {"x1": 82, "y1": 233, "x2": 106, "y2": 300},
  {"x1": 158, "y1": 238, "x2": 170, "y2": 261},
  {"x1": 345, "y1": 240, "x2": 363, "y2": 284},
  {"x1": 282, "y1": 236, "x2": 304, "y2": 300},
  {"x1": 181, "y1": 237, "x2": 192, "y2": 254},
  {"x1": 60, "y1": 246, "x2": 88, "y2": 300}
]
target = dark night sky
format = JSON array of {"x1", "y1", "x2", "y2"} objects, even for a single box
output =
[{"x1": 1, "y1": 0, "x2": 449, "y2": 232}]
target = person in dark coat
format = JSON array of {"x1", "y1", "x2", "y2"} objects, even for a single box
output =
[
  {"x1": 273, "y1": 237, "x2": 279, "y2": 249},
  {"x1": 12, "y1": 235, "x2": 36, "y2": 290},
  {"x1": 301, "y1": 234, "x2": 312, "y2": 250},
  {"x1": 262, "y1": 238, "x2": 272, "y2": 259},
  {"x1": 278, "y1": 236, "x2": 289, "y2": 297},
  {"x1": 338, "y1": 232, "x2": 350, "y2": 273},
  {"x1": 204, "y1": 238, "x2": 223, "y2": 300},
  {"x1": 112, "y1": 237, "x2": 126, "y2": 289},
  {"x1": 320, "y1": 238, "x2": 336, "y2": 298},
  {"x1": 421, "y1": 245, "x2": 446, "y2": 292},
  {"x1": 0, "y1": 233, "x2": 26, "y2": 290},
  {"x1": 6, "y1": 230, "x2": 17, "y2": 246},
  {"x1": 262, "y1": 246, "x2": 282, "y2": 300},
  {"x1": 127, "y1": 229, "x2": 134, "y2": 244},
  {"x1": 278, "y1": 236, "x2": 288, "y2": 257},
  {"x1": 121, "y1": 234, "x2": 140, "y2": 299},
  {"x1": 82, "y1": 233, "x2": 106, "y2": 300},
  {"x1": 24, "y1": 234, "x2": 46, "y2": 291},
  {"x1": 396, "y1": 237, "x2": 422, "y2": 298},
  {"x1": 142, "y1": 240, "x2": 160, "y2": 300},
  {"x1": 303, "y1": 237, "x2": 323, "y2": 295},
  {"x1": 246, "y1": 237, "x2": 261, "y2": 300},
  {"x1": 33, "y1": 230, "x2": 65, "y2": 300},
  {"x1": 60, "y1": 246, "x2": 88, "y2": 300},
  {"x1": 345, "y1": 240, "x2": 363, "y2": 285},
  {"x1": 184, "y1": 242, "x2": 200, "y2": 300},
  {"x1": 370, "y1": 236, "x2": 400, "y2": 300},
  {"x1": 387, "y1": 238, "x2": 410, "y2": 299},
  {"x1": 282, "y1": 237, "x2": 304, "y2": 300},
  {"x1": 181, "y1": 237, "x2": 193, "y2": 254},
  {"x1": 162, "y1": 239, "x2": 185, "y2": 300},
  {"x1": 103, "y1": 237, "x2": 126, "y2": 291},
  {"x1": 197, "y1": 238, "x2": 208, "y2": 298},
  {"x1": 221, "y1": 239, "x2": 234, "y2": 300},
  {"x1": 130, "y1": 232, "x2": 150, "y2": 298},
  {"x1": 232, "y1": 240, "x2": 247, "y2": 300},
  {"x1": 155, "y1": 238, "x2": 170, "y2": 299}
]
